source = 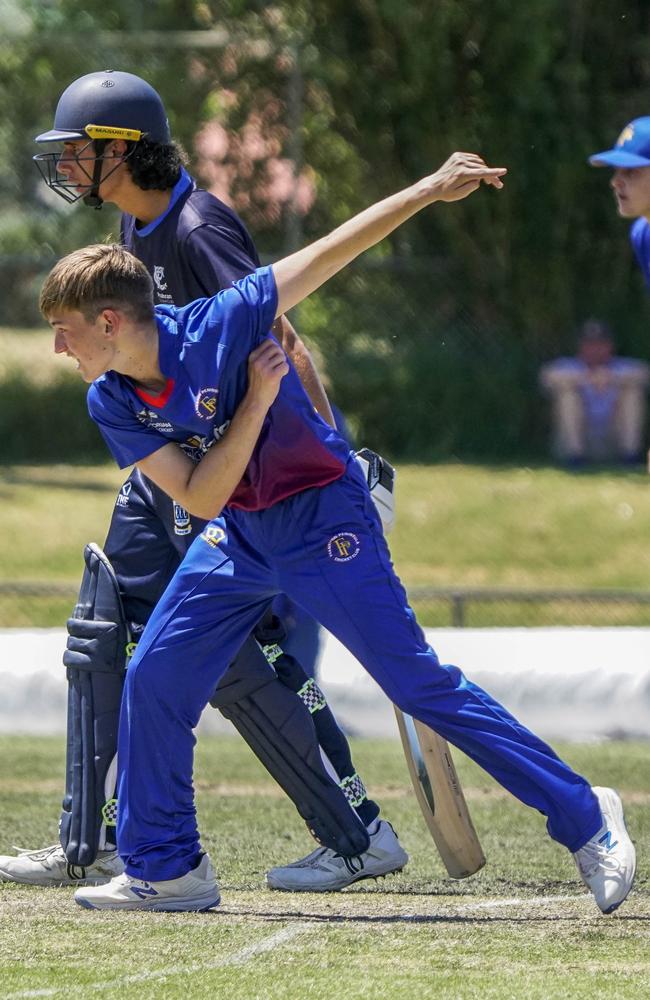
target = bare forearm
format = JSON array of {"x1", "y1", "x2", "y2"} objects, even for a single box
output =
[
  {"x1": 136, "y1": 340, "x2": 288, "y2": 519},
  {"x1": 183, "y1": 394, "x2": 269, "y2": 518},
  {"x1": 137, "y1": 393, "x2": 270, "y2": 521}
]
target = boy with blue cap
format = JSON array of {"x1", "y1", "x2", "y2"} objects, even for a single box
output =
[{"x1": 590, "y1": 117, "x2": 650, "y2": 288}]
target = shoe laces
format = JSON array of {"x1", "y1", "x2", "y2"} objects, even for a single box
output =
[
  {"x1": 117, "y1": 871, "x2": 147, "y2": 886},
  {"x1": 575, "y1": 838, "x2": 621, "y2": 878},
  {"x1": 12, "y1": 844, "x2": 64, "y2": 862}
]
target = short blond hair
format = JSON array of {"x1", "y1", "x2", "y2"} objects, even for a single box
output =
[{"x1": 40, "y1": 244, "x2": 154, "y2": 323}]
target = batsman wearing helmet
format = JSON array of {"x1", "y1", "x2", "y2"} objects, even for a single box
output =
[{"x1": 0, "y1": 70, "x2": 407, "y2": 892}]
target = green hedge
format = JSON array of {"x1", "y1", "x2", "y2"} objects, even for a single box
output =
[
  {"x1": 0, "y1": 373, "x2": 106, "y2": 463},
  {"x1": 3, "y1": 2, "x2": 650, "y2": 460}
]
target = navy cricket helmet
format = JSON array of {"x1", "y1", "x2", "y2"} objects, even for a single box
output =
[{"x1": 33, "y1": 70, "x2": 171, "y2": 208}]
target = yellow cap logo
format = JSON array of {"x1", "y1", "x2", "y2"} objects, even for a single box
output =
[
  {"x1": 616, "y1": 125, "x2": 635, "y2": 148},
  {"x1": 85, "y1": 124, "x2": 143, "y2": 142}
]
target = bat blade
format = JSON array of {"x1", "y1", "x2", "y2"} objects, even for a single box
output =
[{"x1": 395, "y1": 707, "x2": 485, "y2": 879}]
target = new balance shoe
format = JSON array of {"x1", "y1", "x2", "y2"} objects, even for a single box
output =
[
  {"x1": 0, "y1": 844, "x2": 123, "y2": 887},
  {"x1": 573, "y1": 786, "x2": 636, "y2": 914},
  {"x1": 74, "y1": 853, "x2": 220, "y2": 911},
  {"x1": 266, "y1": 819, "x2": 408, "y2": 892}
]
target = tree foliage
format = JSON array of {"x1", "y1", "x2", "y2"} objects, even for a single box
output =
[{"x1": 3, "y1": 1, "x2": 650, "y2": 457}]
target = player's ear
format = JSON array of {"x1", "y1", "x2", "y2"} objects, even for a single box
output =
[
  {"x1": 107, "y1": 139, "x2": 128, "y2": 159},
  {"x1": 100, "y1": 308, "x2": 120, "y2": 336}
]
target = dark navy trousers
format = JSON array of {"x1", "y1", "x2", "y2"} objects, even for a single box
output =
[{"x1": 117, "y1": 460, "x2": 602, "y2": 881}]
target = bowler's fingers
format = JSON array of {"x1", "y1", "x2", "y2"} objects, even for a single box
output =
[
  {"x1": 449, "y1": 152, "x2": 507, "y2": 188},
  {"x1": 248, "y1": 338, "x2": 289, "y2": 378},
  {"x1": 454, "y1": 167, "x2": 506, "y2": 194},
  {"x1": 482, "y1": 172, "x2": 505, "y2": 189}
]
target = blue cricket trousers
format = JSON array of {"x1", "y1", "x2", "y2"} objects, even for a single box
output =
[{"x1": 117, "y1": 460, "x2": 601, "y2": 880}]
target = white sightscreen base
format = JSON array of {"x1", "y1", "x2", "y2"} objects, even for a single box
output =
[{"x1": 1, "y1": 627, "x2": 648, "y2": 741}]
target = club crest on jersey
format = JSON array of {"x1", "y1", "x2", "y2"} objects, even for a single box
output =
[
  {"x1": 115, "y1": 481, "x2": 132, "y2": 508},
  {"x1": 201, "y1": 525, "x2": 226, "y2": 548},
  {"x1": 195, "y1": 388, "x2": 219, "y2": 419},
  {"x1": 153, "y1": 265, "x2": 168, "y2": 292},
  {"x1": 327, "y1": 532, "x2": 360, "y2": 562},
  {"x1": 173, "y1": 502, "x2": 192, "y2": 536}
]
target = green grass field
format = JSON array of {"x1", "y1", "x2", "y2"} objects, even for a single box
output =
[
  {"x1": 0, "y1": 735, "x2": 648, "y2": 999},
  {"x1": 1, "y1": 459, "x2": 649, "y2": 994},
  {"x1": 3, "y1": 461, "x2": 650, "y2": 626}
]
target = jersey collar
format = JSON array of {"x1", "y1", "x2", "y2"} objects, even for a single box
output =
[{"x1": 133, "y1": 167, "x2": 193, "y2": 237}]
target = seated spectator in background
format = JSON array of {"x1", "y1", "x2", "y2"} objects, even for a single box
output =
[{"x1": 540, "y1": 319, "x2": 649, "y2": 467}]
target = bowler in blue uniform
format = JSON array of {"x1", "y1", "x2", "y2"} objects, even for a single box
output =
[
  {"x1": 41, "y1": 150, "x2": 636, "y2": 916},
  {"x1": 18, "y1": 68, "x2": 396, "y2": 896}
]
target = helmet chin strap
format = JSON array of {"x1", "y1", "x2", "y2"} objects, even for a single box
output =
[{"x1": 83, "y1": 139, "x2": 108, "y2": 209}]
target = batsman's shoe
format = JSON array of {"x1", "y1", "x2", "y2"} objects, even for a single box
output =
[
  {"x1": 74, "y1": 853, "x2": 220, "y2": 911},
  {"x1": 573, "y1": 787, "x2": 636, "y2": 914},
  {"x1": 266, "y1": 819, "x2": 408, "y2": 892},
  {"x1": 0, "y1": 844, "x2": 123, "y2": 887}
]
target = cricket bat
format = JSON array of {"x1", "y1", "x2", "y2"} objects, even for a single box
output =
[{"x1": 395, "y1": 708, "x2": 485, "y2": 879}]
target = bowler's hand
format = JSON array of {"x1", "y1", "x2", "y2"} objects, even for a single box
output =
[
  {"x1": 247, "y1": 338, "x2": 290, "y2": 410},
  {"x1": 424, "y1": 152, "x2": 507, "y2": 203}
]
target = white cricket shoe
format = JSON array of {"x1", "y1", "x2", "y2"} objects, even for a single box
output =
[
  {"x1": 266, "y1": 819, "x2": 408, "y2": 892},
  {"x1": 0, "y1": 844, "x2": 123, "y2": 887},
  {"x1": 573, "y1": 787, "x2": 636, "y2": 914},
  {"x1": 74, "y1": 853, "x2": 220, "y2": 912}
]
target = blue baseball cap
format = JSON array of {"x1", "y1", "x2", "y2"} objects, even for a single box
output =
[{"x1": 589, "y1": 117, "x2": 650, "y2": 168}]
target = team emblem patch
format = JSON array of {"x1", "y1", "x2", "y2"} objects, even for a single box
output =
[
  {"x1": 153, "y1": 265, "x2": 168, "y2": 292},
  {"x1": 327, "y1": 532, "x2": 360, "y2": 562},
  {"x1": 173, "y1": 502, "x2": 192, "y2": 536},
  {"x1": 201, "y1": 525, "x2": 226, "y2": 548},
  {"x1": 195, "y1": 388, "x2": 219, "y2": 419}
]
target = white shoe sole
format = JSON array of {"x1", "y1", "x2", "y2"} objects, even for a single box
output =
[
  {"x1": 0, "y1": 867, "x2": 116, "y2": 888},
  {"x1": 75, "y1": 891, "x2": 221, "y2": 912},
  {"x1": 267, "y1": 861, "x2": 407, "y2": 893}
]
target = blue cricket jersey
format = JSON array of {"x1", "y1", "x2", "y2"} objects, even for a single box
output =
[
  {"x1": 630, "y1": 217, "x2": 650, "y2": 291},
  {"x1": 121, "y1": 168, "x2": 260, "y2": 304},
  {"x1": 87, "y1": 268, "x2": 350, "y2": 511}
]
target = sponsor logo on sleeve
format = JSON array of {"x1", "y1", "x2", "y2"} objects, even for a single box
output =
[
  {"x1": 327, "y1": 532, "x2": 360, "y2": 562},
  {"x1": 201, "y1": 525, "x2": 226, "y2": 548},
  {"x1": 136, "y1": 408, "x2": 175, "y2": 433}
]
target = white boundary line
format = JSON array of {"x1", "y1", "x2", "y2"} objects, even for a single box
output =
[
  {"x1": 450, "y1": 893, "x2": 586, "y2": 911},
  {"x1": 6, "y1": 921, "x2": 313, "y2": 999}
]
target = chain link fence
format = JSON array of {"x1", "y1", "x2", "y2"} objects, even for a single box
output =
[{"x1": 3, "y1": 581, "x2": 650, "y2": 630}]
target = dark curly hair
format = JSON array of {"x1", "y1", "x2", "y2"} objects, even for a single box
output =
[{"x1": 123, "y1": 138, "x2": 189, "y2": 191}]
